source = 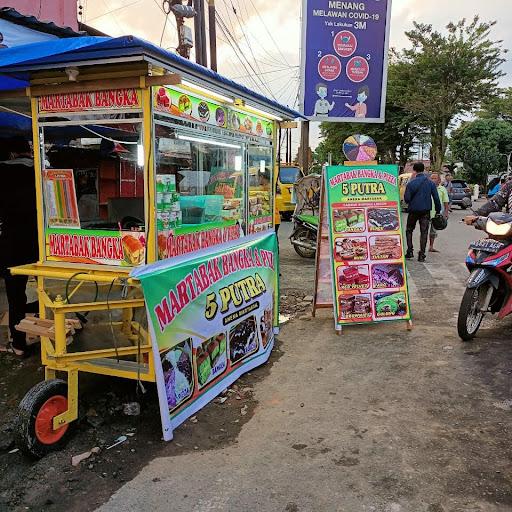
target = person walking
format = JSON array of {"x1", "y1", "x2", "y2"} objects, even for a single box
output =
[
  {"x1": 428, "y1": 172, "x2": 450, "y2": 253},
  {"x1": 404, "y1": 162, "x2": 441, "y2": 262},
  {"x1": 443, "y1": 172, "x2": 454, "y2": 209},
  {"x1": 0, "y1": 137, "x2": 39, "y2": 357}
]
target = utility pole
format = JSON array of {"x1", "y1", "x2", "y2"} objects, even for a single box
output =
[
  {"x1": 300, "y1": 120, "x2": 310, "y2": 173},
  {"x1": 193, "y1": 0, "x2": 204, "y2": 65},
  {"x1": 287, "y1": 129, "x2": 292, "y2": 164},
  {"x1": 198, "y1": 0, "x2": 208, "y2": 66},
  {"x1": 207, "y1": 0, "x2": 218, "y2": 71},
  {"x1": 166, "y1": 0, "x2": 195, "y2": 59}
]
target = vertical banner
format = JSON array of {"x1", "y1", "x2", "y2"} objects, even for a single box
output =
[
  {"x1": 324, "y1": 165, "x2": 411, "y2": 329},
  {"x1": 132, "y1": 232, "x2": 278, "y2": 440},
  {"x1": 300, "y1": 0, "x2": 392, "y2": 122}
]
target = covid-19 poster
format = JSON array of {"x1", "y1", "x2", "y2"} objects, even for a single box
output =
[{"x1": 300, "y1": 0, "x2": 392, "y2": 123}]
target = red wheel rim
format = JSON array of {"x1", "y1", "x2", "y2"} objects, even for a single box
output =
[{"x1": 35, "y1": 395, "x2": 69, "y2": 445}]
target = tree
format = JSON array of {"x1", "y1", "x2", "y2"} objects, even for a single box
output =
[
  {"x1": 478, "y1": 87, "x2": 512, "y2": 120},
  {"x1": 315, "y1": 62, "x2": 424, "y2": 166},
  {"x1": 450, "y1": 119, "x2": 512, "y2": 185},
  {"x1": 395, "y1": 17, "x2": 505, "y2": 169}
]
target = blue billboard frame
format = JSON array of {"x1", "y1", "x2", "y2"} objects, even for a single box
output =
[{"x1": 300, "y1": 0, "x2": 393, "y2": 123}]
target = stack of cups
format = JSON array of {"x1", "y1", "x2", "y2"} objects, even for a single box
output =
[{"x1": 156, "y1": 175, "x2": 180, "y2": 231}]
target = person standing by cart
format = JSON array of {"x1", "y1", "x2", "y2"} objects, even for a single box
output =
[{"x1": 0, "y1": 137, "x2": 39, "y2": 357}]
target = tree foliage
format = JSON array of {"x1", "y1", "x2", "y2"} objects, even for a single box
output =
[
  {"x1": 451, "y1": 119, "x2": 512, "y2": 185},
  {"x1": 394, "y1": 17, "x2": 505, "y2": 168},
  {"x1": 315, "y1": 17, "x2": 506, "y2": 171},
  {"x1": 478, "y1": 87, "x2": 512, "y2": 120}
]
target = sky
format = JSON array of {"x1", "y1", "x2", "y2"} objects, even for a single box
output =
[{"x1": 83, "y1": 0, "x2": 512, "y2": 153}]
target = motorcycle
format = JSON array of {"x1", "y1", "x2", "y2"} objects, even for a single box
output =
[
  {"x1": 458, "y1": 212, "x2": 512, "y2": 341},
  {"x1": 290, "y1": 213, "x2": 318, "y2": 258}
]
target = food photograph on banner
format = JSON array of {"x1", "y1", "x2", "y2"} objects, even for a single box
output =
[
  {"x1": 324, "y1": 164, "x2": 412, "y2": 329},
  {"x1": 300, "y1": 0, "x2": 392, "y2": 122}
]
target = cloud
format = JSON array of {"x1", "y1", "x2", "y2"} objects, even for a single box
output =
[{"x1": 85, "y1": 0, "x2": 511, "y2": 151}]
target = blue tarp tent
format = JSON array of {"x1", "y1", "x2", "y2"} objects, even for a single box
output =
[{"x1": 0, "y1": 35, "x2": 301, "y2": 119}]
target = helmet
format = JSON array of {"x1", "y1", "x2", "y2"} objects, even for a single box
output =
[{"x1": 432, "y1": 214, "x2": 448, "y2": 231}]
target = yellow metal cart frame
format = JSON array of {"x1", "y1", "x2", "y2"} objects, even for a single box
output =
[
  {"x1": 9, "y1": 77, "x2": 164, "y2": 456},
  {"x1": 0, "y1": 36, "x2": 293, "y2": 457}
]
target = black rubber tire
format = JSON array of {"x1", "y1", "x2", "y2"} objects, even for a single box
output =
[
  {"x1": 14, "y1": 379, "x2": 74, "y2": 459},
  {"x1": 457, "y1": 287, "x2": 485, "y2": 342},
  {"x1": 292, "y1": 228, "x2": 316, "y2": 258}
]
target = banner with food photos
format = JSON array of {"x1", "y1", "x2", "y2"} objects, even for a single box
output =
[
  {"x1": 324, "y1": 165, "x2": 411, "y2": 329},
  {"x1": 132, "y1": 232, "x2": 278, "y2": 440}
]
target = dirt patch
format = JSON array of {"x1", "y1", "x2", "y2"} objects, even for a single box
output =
[{"x1": 0, "y1": 338, "x2": 284, "y2": 512}]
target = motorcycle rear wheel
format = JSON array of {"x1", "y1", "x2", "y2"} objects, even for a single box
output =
[
  {"x1": 292, "y1": 228, "x2": 316, "y2": 259},
  {"x1": 457, "y1": 286, "x2": 487, "y2": 341}
]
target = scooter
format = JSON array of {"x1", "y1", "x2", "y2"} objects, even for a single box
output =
[
  {"x1": 458, "y1": 212, "x2": 512, "y2": 341},
  {"x1": 290, "y1": 213, "x2": 318, "y2": 258}
]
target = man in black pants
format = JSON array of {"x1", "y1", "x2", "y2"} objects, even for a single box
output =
[
  {"x1": 0, "y1": 137, "x2": 39, "y2": 357},
  {"x1": 404, "y1": 162, "x2": 441, "y2": 262}
]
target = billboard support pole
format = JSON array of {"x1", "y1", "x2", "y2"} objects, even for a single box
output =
[
  {"x1": 301, "y1": 120, "x2": 310, "y2": 172},
  {"x1": 193, "y1": 0, "x2": 204, "y2": 65},
  {"x1": 207, "y1": 0, "x2": 218, "y2": 71}
]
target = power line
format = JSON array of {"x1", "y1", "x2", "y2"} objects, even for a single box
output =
[
  {"x1": 160, "y1": 13, "x2": 169, "y2": 47},
  {"x1": 228, "y1": 0, "x2": 267, "y2": 81},
  {"x1": 218, "y1": 0, "x2": 287, "y2": 69},
  {"x1": 231, "y1": 66, "x2": 299, "y2": 80},
  {"x1": 215, "y1": 13, "x2": 264, "y2": 94},
  {"x1": 236, "y1": 0, "x2": 287, "y2": 68},
  {"x1": 247, "y1": 0, "x2": 290, "y2": 66},
  {"x1": 216, "y1": 12, "x2": 278, "y2": 100},
  {"x1": 87, "y1": 0, "x2": 142, "y2": 22},
  {"x1": 100, "y1": 0, "x2": 123, "y2": 33}
]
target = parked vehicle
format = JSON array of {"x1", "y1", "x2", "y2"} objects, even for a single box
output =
[
  {"x1": 276, "y1": 165, "x2": 304, "y2": 220},
  {"x1": 290, "y1": 213, "x2": 318, "y2": 258},
  {"x1": 458, "y1": 212, "x2": 512, "y2": 340},
  {"x1": 450, "y1": 179, "x2": 472, "y2": 209},
  {"x1": 399, "y1": 172, "x2": 413, "y2": 211}
]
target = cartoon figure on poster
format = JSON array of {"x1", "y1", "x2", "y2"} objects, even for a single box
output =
[
  {"x1": 345, "y1": 86, "x2": 369, "y2": 119},
  {"x1": 313, "y1": 83, "x2": 335, "y2": 118}
]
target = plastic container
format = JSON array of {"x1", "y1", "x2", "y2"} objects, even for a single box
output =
[{"x1": 180, "y1": 195, "x2": 223, "y2": 224}]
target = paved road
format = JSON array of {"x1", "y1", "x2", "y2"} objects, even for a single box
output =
[{"x1": 95, "y1": 208, "x2": 512, "y2": 512}]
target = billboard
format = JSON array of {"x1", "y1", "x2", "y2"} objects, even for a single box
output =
[
  {"x1": 324, "y1": 165, "x2": 411, "y2": 330},
  {"x1": 300, "y1": 0, "x2": 392, "y2": 123}
]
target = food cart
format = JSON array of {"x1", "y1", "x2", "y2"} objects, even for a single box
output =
[{"x1": 0, "y1": 36, "x2": 299, "y2": 457}]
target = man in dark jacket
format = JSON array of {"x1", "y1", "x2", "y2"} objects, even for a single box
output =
[
  {"x1": 404, "y1": 162, "x2": 442, "y2": 262},
  {"x1": 0, "y1": 137, "x2": 38, "y2": 357}
]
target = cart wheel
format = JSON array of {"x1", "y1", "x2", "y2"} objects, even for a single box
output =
[{"x1": 15, "y1": 379, "x2": 74, "y2": 458}]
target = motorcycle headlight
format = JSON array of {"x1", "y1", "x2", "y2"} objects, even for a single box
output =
[{"x1": 486, "y1": 219, "x2": 512, "y2": 236}]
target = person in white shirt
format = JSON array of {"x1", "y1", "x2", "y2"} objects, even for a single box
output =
[{"x1": 313, "y1": 83, "x2": 335, "y2": 117}]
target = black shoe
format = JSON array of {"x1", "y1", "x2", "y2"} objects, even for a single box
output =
[
  {"x1": 405, "y1": 251, "x2": 414, "y2": 259},
  {"x1": 418, "y1": 253, "x2": 426, "y2": 262}
]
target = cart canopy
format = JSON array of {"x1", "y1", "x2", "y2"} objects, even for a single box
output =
[{"x1": 0, "y1": 35, "x2": 302, "y2": 120}]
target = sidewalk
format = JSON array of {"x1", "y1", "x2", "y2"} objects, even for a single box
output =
[
  {"x1": 1, "y1": 211, "x2": 512, "y2": 512},
  {"x1": 96, "y1": 213, "x2": 512, "y2": 512}
]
